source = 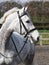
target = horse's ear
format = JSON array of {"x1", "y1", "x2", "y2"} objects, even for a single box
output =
[
  {"x1": 25, "y1": 7, "x2": 28, "y2": 12},
  {"x1": 22, "y1": 7, "x2": 28, "y2": 12},
  {"x1": 19, "y1": 7, "x2": 24, "y2": 16},
  {"x1": 21, "y1": 7, "x2": 25, "y2": 13},
  {"x1": 22, "y1": 7, "x2": 25, "y2": 12}
]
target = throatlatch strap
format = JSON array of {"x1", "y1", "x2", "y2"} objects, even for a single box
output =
[
  {"x1": 20, "y1": 21, "x2": 22, "y2": 34},
  {"x1": 17, "y1": 11, "x2": 28, "y2": 33}
]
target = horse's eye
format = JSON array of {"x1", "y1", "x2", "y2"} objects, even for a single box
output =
[{"x1": 26, "y1": 21, "x2": 30, "y2": 23}]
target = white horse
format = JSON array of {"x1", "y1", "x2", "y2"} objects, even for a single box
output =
[{"x1": 0, "y1": 7, "x2": 39, "y2": 65}]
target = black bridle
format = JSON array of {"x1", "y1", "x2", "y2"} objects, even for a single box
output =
[
  {"x1": 17, "y1": 11, "x2": 36, "y2": 38},
  {"x1": 0, "y1": 11, "x2": 36, "y2": 62}
]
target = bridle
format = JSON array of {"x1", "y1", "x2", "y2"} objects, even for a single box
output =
[
  {"x1": 17, "y1": 11, "x2": 36, "y2": 38},
  {"x1": 0, "y1": 11, "x2": 36, "y2": 62}
]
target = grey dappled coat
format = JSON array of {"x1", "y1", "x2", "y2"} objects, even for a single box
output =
[{"x1": 0, "y1": 17, "x2": 35, "y2": 65}]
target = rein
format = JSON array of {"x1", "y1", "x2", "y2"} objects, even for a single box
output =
[{"x1": 10, "y1": 11, "x2": 37, "y2": 62}]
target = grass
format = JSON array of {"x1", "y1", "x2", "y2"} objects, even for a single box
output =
[
  {"x1": 39, "y1": 30, "x2": 49, "y2": 33},
  {"x1": 31, "y1": 16, "x2": 49, "y2": 23}
]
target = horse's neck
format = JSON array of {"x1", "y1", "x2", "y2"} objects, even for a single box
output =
[
  {"x1": 0, "y1": 7, "x2": 19, "y2": 24},
  {"x1": 4, "y1": 7, "x2": 19, "y2": 17}
]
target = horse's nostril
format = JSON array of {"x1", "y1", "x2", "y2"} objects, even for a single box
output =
[{"x1": 37, "y1": 37, "x2": 39, "y2": 41}]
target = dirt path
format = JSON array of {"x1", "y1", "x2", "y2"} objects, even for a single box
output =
[{"x1": 35, "y1": 45, "x2": 49, "y2": 65}]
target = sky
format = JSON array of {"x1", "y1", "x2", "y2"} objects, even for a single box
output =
[
  {"x1": 0, "y1": 0, "x2": 49, "y2": 4},
  {"x1": 0, "y1": 0, "x2": 32, "y2": 6},
  {"x1": 0, "y1": 0, "x2": 49, "y2": 3},
  {"x1": 0, "y1": 0, "x2": 30, "y2": 3}
]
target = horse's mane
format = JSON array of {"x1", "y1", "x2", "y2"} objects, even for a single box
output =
[{"x1": 0, "y1": 7, "x2": 19, "y2": 24}]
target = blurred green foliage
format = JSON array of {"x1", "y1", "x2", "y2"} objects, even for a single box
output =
[{"x1": 27, "y1": 1, "x2": 49, "y2": 23}]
